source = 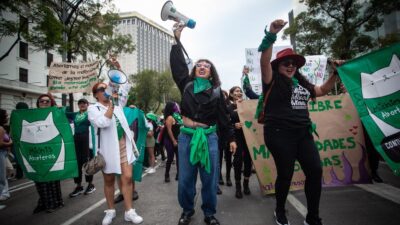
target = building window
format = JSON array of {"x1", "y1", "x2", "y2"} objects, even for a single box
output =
[
  {"x1": 19, "y1": 41, "x2": 28, "y2": 59},
  {"x1": 47, "y1": 52, "x2": 53, "y2": 67},
  {"x1": 20, "y1": 15, "x2": 28, "y2": 34},
  {"x1": 19, "y1": 68, "x2": 28, "y2": 82}
]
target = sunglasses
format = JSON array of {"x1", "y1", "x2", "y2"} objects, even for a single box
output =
[
  {"x1": 39, "y1": 99, "x2": 50, "y2": 104},
  {"x1": 280, "y1": 59, "x2": 297, "y2": 67},
  {"x1": 195, "y1": 63, "x2": 211, "y2": 69},
  {"x1": 95, "y1": 87, "x2": 106, "y2": 93}
]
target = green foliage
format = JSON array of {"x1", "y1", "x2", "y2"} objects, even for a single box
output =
[
  {"x1": 129, "y1": 70, "x2": 180, "y2": 113},
  {"x1": 0, "y1": 0, "x2": 134, "y2": 64},
  {"x1": 286, "y1": 0, "x2": 400, "y2": 59}
]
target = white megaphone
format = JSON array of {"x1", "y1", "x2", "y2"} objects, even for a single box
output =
[
  {"x1": 161, "y1": 1, "x2": 196, "y2": 29},
  {"x1": 107, "y1": 69, "x2": 127, "y2": 106}
]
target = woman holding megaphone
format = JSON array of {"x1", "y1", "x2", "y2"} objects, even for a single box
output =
[{"x1": 171, "y1": 22, "x2": 237, "y2": 225}]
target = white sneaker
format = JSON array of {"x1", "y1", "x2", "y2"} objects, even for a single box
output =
[
  {"x1": 147, "y1": 167, "x2": 156, "y2": 174},
  {"x1": 102, "y1": 209, "x2": 116, "y2": 225},
  {"x1": 124, "y1": 208, "x2": 143, "y2": 224}
]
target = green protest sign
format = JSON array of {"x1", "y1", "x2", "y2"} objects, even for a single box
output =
[
  {"x1": 10, "y1": 107, "x2": 78, "y2": 182},
  {"x1": 338, "y1": 43, "x2": 400, "y2": 176}
]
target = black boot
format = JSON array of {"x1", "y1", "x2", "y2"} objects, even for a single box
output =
[
  {"x1": 165, "y1": 162, "x2": 171, "y2": 183},
  {"x1": 165, "y1": 174, "x2": 170, "y2": 183},
  {"x1": 235, "y1": 182, "x2": 243, "y2": 199},
  {"x1": 226, "y1": 176, "x2": 232, "y2": 187},
  {"x1": 243, "y1": 179, "x2": 251, "y2": 195}
]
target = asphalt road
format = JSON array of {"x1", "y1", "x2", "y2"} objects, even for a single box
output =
[{"x1": 1, "y1": 159, "x2": 399, "y2": 225}]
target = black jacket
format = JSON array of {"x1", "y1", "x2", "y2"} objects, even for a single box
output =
[{"x1": 170, "y1": 44, "x2": 235, "y2": 143}]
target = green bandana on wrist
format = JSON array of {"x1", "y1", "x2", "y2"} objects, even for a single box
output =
[
  {"x1": 243, "y1": 75, "x2": 251, "y2": 89},
  {"x1": 258, "y1": 26, "x2": 277, "y2": 52},
  {"x1": 194, "y1": 77, "x2": 212, "y2": 94},
  {"x1": 292, "y1": 76, "x2": 299, "y2": 87},
  {"x1": 254, "y1": 95, "x2": 264, "y2": 119}
]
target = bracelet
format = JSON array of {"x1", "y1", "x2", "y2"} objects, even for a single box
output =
[{"x1": 258, "y1": 26, "x2": 277, "y2": 52}]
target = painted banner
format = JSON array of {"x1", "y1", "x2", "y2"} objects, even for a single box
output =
[
  {"x1": 10, "y1": 107, "x2": 78, "y2": 182},
  {"x1": 48, "y1": 61, "x2": 99, "y2": 93},
  {"x1": 237, "y1": 94, "x2": 370, "y2": 195},
  {"x1": 337, "y1": 43, "x2": 400, "y2": 176},
  {"x1": 299, "y1": 55, "x2": 328, "y2": 86}
]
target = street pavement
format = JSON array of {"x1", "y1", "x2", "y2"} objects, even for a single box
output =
[{"x1": 1, "y1": 159, "x2": 400, "y2": 225}]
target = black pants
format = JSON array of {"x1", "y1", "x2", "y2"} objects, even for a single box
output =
[
  {"x1": 264, "y1": 126, "x2": 322, "y2": 218},
  {"x1": 35, "y1": 181, "x2": 63, "y2": 209},
  {"x1": 73, "y1": 133, "x2": 93, "y2": 185},
  {"x1": 219, "y1": 140, "x2": 232, "y2": 179},
  {"x1": 233, "y1": 135, "x2": 252, "y2": 182}
]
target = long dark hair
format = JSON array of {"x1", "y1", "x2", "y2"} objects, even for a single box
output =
[
  {"x1": 189, "y1": 59, "x2": 221, "y2": 88},
  {"x1": 0, "y1": 108, "x2": 7, "y2": 127},
  {"x1": 164, "y1": 101, "x2": 179, "y2": 119},
  {"x1": 228, "y1": 86, "x2": 242, "y2": 103}
]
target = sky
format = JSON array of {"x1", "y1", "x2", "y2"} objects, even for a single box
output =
[{"x1": 113, "y1": 0, "x2": 297, "y2": 90}]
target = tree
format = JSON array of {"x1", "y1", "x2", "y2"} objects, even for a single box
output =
[
  {"x1": 0, "y1": 0, "x2": 62, "y2": 61},
  {"x1": 285, "y1": 0, "x2": 400, "y2": 59},
  {"x1": 129, "y1": 70, "x2": 180, "y2": 113},
  {"x1": 283, "y1": 11, "x2": 334, "y2": 56}
]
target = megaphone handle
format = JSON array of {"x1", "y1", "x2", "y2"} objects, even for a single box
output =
[{"x1": 175, "y1": 36, "x2": 190, "y2": 60}]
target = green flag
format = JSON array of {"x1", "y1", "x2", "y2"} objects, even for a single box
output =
[
  {"x1": 10, "y1": 107, "x2": 78, "y2": 182},
  {"x1": 338, "y1": 43, "x2": 400, "y2": 176},
  {"x1": 124, "y1": 107, "x2": 149, "y2": 182}
]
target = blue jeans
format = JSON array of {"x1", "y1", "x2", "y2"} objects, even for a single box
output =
[
  {"x1": 0, "y1": 150, "x2": 8, "y2": 195},
  {"x1": 178, "y1": 132, "x2": 219, "y2": 217}
]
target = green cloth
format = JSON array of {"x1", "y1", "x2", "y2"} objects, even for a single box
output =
[
  {"x1": 65, "y1": 111, "x2": 90, "y2": 134},
  {"x1": 10, "y1": 107, "x2": 78, "y2": 182},
  {"x1": 115, "y1": 116, "x2": 124, "y2": 140},
  {"x1": 172, "y1": 112, "x2": 183, "y2": 125},
  {"x1": 193, "y1": 77, "x2": 212, "y2": 94},
  {"x1": 146, "y1": 112, "x2": 158, "y2": 122},
  {"x1": 258, "y1": 27, "x2": 277, "y2": 52},
  {"x1": 180, "y1": 125, "x2": 217, "y2": 174},
  {"x1": 124, "y1": 107, "x2": 149, "y2": 182},
  {"x1": 292, "y1": 76, "x2": 299, "y2": 87},
  {"x1": 243, "y1": 75, "x2": 251, "y2": 90},
  {"x1": 254, "y1": 95, "x2": 264, "y2": 120}
]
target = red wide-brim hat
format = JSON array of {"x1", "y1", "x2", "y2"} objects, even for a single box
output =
[{"x1": 271, "y1": 48, "x2": 306, "y2": 69}]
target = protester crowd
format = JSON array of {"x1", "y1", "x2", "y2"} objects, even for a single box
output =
[{"x1": 0, "y1": 19, "x2": 388, "y2": 225}]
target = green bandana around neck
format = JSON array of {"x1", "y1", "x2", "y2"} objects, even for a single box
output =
[
  {"x1": 292, "y1": 76, "x2": 299, "y2": 87},
  {"x1": 194, "y1": 77, "x2": 212, "y2": 94}
]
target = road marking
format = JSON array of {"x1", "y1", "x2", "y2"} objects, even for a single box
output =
[
  {"x1": 60, "y1": 162, "x2": 162, "y2": 225},
  {"x1": 287, "y1": 193, "x2": 307, "y2": 217},
  {"x1": 10, "y1": 183, "x2": 35, "y2": 193},
  {"x1": 354, "y1": 183, "x2": 400, "y2": 205},
  {"x1": 9, "y1": 181, "x2": 34, "y2": 190},
  {"x1": 60, "y1": 190, "x2": 120, "y2": 225}
]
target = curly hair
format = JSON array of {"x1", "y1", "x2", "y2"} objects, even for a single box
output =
[{"x1": 189, "y1": 59, "x2": 221, "y2": 88}]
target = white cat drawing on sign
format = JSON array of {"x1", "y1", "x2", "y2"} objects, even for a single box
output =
[
  {"x1": 361, "y1": 54, "x2": 400, "y2": 163},
  {"x1": 20, "y1": 112, "x2": 65, "y2": 174},
  {"x1": 360, "y1": 54, "x2": 400, "y2": 137}
]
